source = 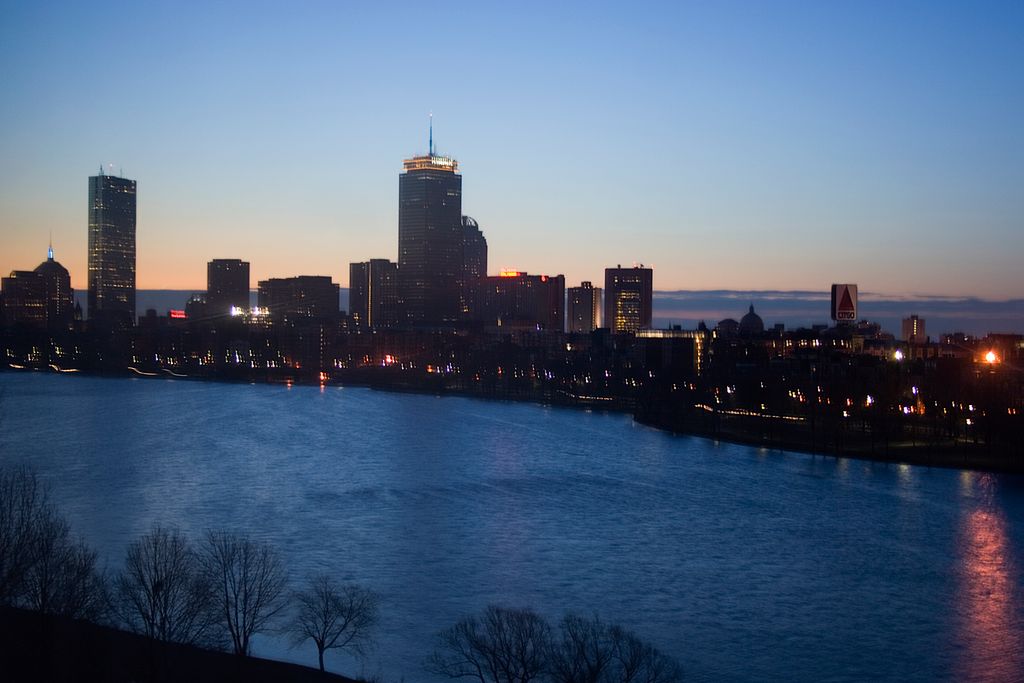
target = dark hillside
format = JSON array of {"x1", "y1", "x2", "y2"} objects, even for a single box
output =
[{"x1": 0, "y1": 606, "x2": 363, "y2": 683}]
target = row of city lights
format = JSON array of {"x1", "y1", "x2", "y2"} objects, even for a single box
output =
[{"x1": 893, "y1": 348, "x2": 1000, "y2": 364}]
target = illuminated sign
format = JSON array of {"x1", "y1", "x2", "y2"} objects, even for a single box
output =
[
  {"x1": 830, "y1": 284, "x2": 858, "y2": 322},
  {"x1": 231, "y1": 306, "x2": 270, "y2": 318},
  {"x1": 169, "y1": 310, "x2": 187, "y2": 319},
  {"x1": 499, "y1": 270, "x2": 526, "y2": 278}
]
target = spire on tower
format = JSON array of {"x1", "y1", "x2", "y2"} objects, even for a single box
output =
[
  {"x1": 429, "y1": 113, "x2": 434, "y2": 156},
  {"x1": 48, "y1": 230, "x2": 53, "y2": 260}
]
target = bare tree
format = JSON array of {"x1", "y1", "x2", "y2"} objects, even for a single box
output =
[
  {"x1": 21, "y1": 508, "x2": 70, "y2": 615},
  {"x1": 0, "y1": 466, "x2": 47, "y2": 604},
  {"x1": 548, "y1": 613, "x2": 618, "y2": 683},
  {"x1": 113, "y1": 526, "x2": 216, "y2": 646},
  {"x1": 288, "y1": 573, "x2": 379, "y2": 672},
  {"x1": 427, "y1": 605, "x2": 551, "y2": 683},
  {"x1": 203, "y1": 530, "x2": 288, "y2": 656},
  {"x1": 608, "y1": 626, "x2": 681, "y2": 683},
  {"x1": 23, "y1": 506, "x2": 107, "y2": 620},
  {"x1": 0, "y1": 466, "x2": 107, "y2": 620},
  {"x1": 549, "y1": 614, "x2": 682, "y2": 683},
  {"x1": 49, "y1": 539, "x2": 108, "y2": 621}
]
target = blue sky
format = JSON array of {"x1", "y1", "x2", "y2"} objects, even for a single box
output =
[{"x1": 2, "y1": 1, "x2": 1022, "y2": 297}]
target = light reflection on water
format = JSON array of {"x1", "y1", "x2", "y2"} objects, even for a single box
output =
[
  {"x1": 1, "y1": 373, "x2": 1023, "y2": 683},
  {"x1": 956, "y1": 477, "x2": 1024, "y2": 682}
]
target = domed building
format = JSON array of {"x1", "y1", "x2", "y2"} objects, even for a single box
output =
[
  {"x1": 35, "y1": 246, "x2": 74, "y2": 328},
  {"x1": 1, "y1": 245, "x2": 74, "y2": 329},
  {"x1": 715, "y1": 318, "x2": 740, "y2": 339},
  {"x1": 739, "y1": 304, "x2": 764, "y2": 337}
]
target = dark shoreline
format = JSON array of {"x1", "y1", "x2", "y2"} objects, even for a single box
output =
[
  {"x1": 4, "y1": 364, "x2": 1021, "y2": 476},
  {"x1": 0, "y1": 605, "x2": 360, "y2": 683},
  {"x1": 632, "y1": 410, "x2": 1024, "y2": 476}
]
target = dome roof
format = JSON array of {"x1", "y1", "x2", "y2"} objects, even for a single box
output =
[
  {"x1": 35, "y1": 257, "x2": 69, "y2": 277},
  {"x1": 716, "y1": 318, "x2": 740, "y2": 338},
  {"x1": 739, "y1": 304, "x2": 764, "y2": 335}
]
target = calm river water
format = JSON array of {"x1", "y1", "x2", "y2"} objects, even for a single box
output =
[{"x1": 1, "y1": 373, "x2": 1022, "y2": 682}]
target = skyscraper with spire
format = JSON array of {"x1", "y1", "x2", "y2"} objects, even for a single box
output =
[
  {"x1": 397, "y1": 118, "x2": 463, "y2": 325},
  {"x1": 1, "y1": 243, "x2": 74, "y2": 329},
  {"x1": 88, "y1": 168, "x2": 137, "y2": 326}
]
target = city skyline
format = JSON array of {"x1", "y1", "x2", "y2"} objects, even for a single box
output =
[{"x1": 2, "y1": 2, "x2": 1023, "y2": 298}]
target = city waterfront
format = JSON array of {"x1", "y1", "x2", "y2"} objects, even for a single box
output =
[{"x1": 1, "y1": 372, "x2": 1022, "y2": 682}]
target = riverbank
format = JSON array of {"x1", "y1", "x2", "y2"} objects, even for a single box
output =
[
  {"x1": 634, "y1": 403, "x2": 1024, "y2": 475},
  {"x1": 3, "y1": 364, "x2": 1021, "y2": 474},
  {"x1": 267, "y1": 368, "x2": 1024, "y2": 475},
  {"x1": 0, "y1": 606, "x2": 362, "y2": 683}
]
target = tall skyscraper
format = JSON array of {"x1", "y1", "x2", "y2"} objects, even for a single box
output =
[
  {"x1": 567, "y1": 281, "x2": 602, "y2": 332},
  {"x1": 604, "y1": 265, "x2": 653, "y2": 333},
  {"x1": 349, "y1": 259, "x2": 399, "y2": 329},
  {"x1": 461, "y1": 215, "x2": 487, "y2": 317},
  {"x1": 207, "y1": 259, "x2": 250, "y2": 317},
  {"x1": 398, "y1": 122, "x2": 463, "y2": 325},
  {"x1": 88, "y1": 169, "x2": 137, "y2": 326}
]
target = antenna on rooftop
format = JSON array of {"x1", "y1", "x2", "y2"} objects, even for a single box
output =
[
  {"x1": 429, "y1": 112, "x2": 434, "y2": 156},
  {"x1": 48, "y1": 230, "x2": 53, "y2": 260}
]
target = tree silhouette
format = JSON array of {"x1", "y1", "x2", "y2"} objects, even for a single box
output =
[
  {"x1": 0, "y1": 466, "x2": 47, "y2": 604},
  {"x1": 288, "y1": 573, "x2": 378, "y2": 672},
  {"x1": 548, "y1": 613, "x2": 617, "y2": 683},
  {"x1": 24, "y1": 507, "x2": 107, "y2": 620},
  {"x1": 430, "y1": 608, "x2": 682, "y2": 683},
  {"x1": 608, "y1": 624, "x2": 681, "y2": 683},
  {"x1": 203, "y1": 530, "x2": 288, "y2": 656},
  {"x1": 113, "y1": 526, "x2": 216, "y2": 645},
  {"x1": 427, "y1": 605, "x2": 551, "y2": 683}
]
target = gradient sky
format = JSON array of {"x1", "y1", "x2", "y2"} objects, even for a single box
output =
[{"x1": 1, "y1": 1, "x2": 1022, "y2": 297}]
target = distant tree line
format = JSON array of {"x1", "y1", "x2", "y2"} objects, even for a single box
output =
[{"x1": 1, "y1": 466, "x2": 683, "y2": 681}]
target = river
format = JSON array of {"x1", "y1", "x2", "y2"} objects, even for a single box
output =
[{"x1": 1, "y1": 372, "x2": 1022, "y2": 682}]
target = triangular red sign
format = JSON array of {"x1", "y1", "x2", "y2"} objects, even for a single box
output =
[{"x1": 838, "y1": 288, "x2": 854, "y2": 314}]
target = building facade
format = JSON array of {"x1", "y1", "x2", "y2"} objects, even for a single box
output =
[
  {"x1": 257, "y1": 276, "x2": 339, "y2": 321},
  {"x1": 349, "y1": 259, "x2": 399, "y2": 329},
  {"x1": 902, "y1": 315, "x2": 926, "y2": 344},
  {"x1": 473, "y1": 271, "x2": 565, "y2": 331},
  {"x1": 461, "y1": 215, "x2": 487, "y2": 317},
  {"x1": 397, "y1": 146, "x2": 463, "y2": 326},
  {"x1": 604, "y1": 265, "x2": 653, "y2": 333},
  {"x1": 88, "y1": 170, "x2": 137, "y2": 326},
  {"x1": 207, "y1": 259, "x2": 250, "y2": 318},
  {"x1": 567, "y1": 281, "x2": 602, "y2": 332}
]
